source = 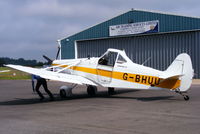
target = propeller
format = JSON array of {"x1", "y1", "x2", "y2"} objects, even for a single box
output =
[
  {"x1": 43, "y1": 55, "x2": 53, "y2": 65},
  {"x1": 56, "y1": 46, "x2": 60, "y2": 60},
  {"x1": 43, "y1": 44, "x2": 61, "y2": 65},
  {"x1": 33, "y1": 45, "x2": 60, "y2": 92}
]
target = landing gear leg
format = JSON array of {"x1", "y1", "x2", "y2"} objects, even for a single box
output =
[
  {"x1": 175, "y1": 90, "x2": 190, "y2": 101},
  {"x1": 87, "y1": 85, "x2": 97, "y2": 97},
  {"x1": 108, "y1": 87, "x2": 115, "y2": 95}
]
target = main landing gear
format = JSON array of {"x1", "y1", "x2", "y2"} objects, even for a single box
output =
[
  {"x1": 60, "y1": 85, "x2": 116, "y2": 98},
  {"x1": 59, "y1": 84, "x2": 77, "y2": 98},
  {"x1": 175, "y1": 90, "x2": 190, "y2": 101},
  {"x1": 87, "y1": 85, "x2": 97, "y2": 96},
  {"x1": 60, "y1": 85, "x2": 98, "y2": 98},
  {"x1": 108, "y1": 87, "x2": 115, "y2": 95}
]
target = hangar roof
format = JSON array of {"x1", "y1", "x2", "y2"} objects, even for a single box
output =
[
  {"x1": 60, "y1": 9, "x2": 200, "y2": 41},
  {"x1": 60, "y1": 9, "x2": 200, "y2": 59}
]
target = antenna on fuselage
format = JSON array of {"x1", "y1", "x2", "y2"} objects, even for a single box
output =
[
  {"x1": 142, "y1": 57, "x2": 151, "y2": 66},
  {"x1": 87, "y1": 54, "x2": 90, "y2": 59}
]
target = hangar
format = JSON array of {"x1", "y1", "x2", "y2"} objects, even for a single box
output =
[{"x1": 58, "y1": 9, "x2": 200, "y2": 78}]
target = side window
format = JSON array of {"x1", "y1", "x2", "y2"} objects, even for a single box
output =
[
  {"x1": 117, "y1": 54, "x2": 127, "y2": 64},
  {"x1": 98, "y1": 52, "x2": 118, "y2": 66}
]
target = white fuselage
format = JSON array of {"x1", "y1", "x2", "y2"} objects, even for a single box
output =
[{"x1": 52, "y1": 49, "x2": 171, "y2": 90}]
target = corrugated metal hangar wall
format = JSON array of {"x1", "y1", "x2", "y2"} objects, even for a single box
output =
[{"x1": 77, "y1": 30, "x2": 200, "y2": 78}]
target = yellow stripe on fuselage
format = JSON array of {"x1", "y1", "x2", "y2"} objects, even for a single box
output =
[{"x1": 52, "y1": 64, "x2": 180, "y2": 89}]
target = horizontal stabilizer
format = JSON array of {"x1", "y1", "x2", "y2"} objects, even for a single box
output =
[
  {"x1": 160, "y1": 74, "x2": 183, "y2": 80},
  {"x1": 158, "y1": 75, "x2": 183, "y2": 87}
]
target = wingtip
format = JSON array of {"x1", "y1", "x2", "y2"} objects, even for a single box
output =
[
  {"x1": 4, "y1": 64, "x2": 11, "y2": 67},
  {"x1": 3, "y1": 64, "x2": 8, "y2": 67}
]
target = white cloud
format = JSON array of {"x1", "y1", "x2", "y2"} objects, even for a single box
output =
[{"x1": 20, "y1": 0, "x2": 119, "y2": 18}]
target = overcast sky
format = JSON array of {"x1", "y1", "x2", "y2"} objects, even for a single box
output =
[{"x1": 0, "y1": 0, "x2": 200, "y2": 61}]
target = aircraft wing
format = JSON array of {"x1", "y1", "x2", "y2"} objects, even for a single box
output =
[{"x1": 6, "y1": 64, "x2": 97, "y2": 86}]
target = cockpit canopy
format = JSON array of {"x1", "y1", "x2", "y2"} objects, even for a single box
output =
[{"x1": 98, "y1": 49, "x2": 128, "y2": 67}]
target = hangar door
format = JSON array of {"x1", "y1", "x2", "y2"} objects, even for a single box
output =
[{"x1": 76, "y1": 31, "x2": 200, "y2": 78}]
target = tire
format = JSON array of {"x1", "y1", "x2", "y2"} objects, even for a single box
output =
[
  {"x1": 108, "y1": 87, "x2": 115, "y2": 95},
  {"x1": 87, "y1": 85, "x2": 97, "y2": 96},
  {"x1": 60, "y1": 89, "x2": 66, "y2": 98},
  {"x1": 184, "y1": 95, "x2": 190, "y2": 101}
]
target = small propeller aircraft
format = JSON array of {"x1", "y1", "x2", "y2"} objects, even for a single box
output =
[{"x1": 6, "y1": 48, "x2": 194, "y2": 101}]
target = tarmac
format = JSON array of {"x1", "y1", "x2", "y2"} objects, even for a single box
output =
[{"x1": 0, "y1": 80, "x2": 200, "y2": 134}]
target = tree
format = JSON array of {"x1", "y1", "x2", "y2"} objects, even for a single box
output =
[{"x1": 0, "y1": 59, "x2": 5, "y2": 67}]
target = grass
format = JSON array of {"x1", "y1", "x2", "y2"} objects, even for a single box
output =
[{"x1": 0, "y1": 67, "x2": 31, "y2": 80}]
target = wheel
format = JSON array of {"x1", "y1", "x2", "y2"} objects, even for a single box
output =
[
  {"x1": 184, "y1": 95, "x2": 190, "y2": 101},
  {"x1": 87, "y1": 85, "x2": 97, "y2": 96},
  {"x1": 59, "y1": 86, "x2": 73, "y2": 98},
  {"x1": 60, "y1": 89, "x2": 66, "y2": 98},
  {"x1": 108, "y1": 87, "x2": 115, "y2": 95}
]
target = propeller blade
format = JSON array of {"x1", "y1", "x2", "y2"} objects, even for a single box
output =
[
  {"x1": 43, "y1": 55, "x2": 53, "y2": 65},
  {"x1": 56, "y1": 46, "x2": 60, "y2": 60}
]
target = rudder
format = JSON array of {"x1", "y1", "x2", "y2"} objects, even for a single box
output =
[{"x1": 165, "y1": 53, "x2": 194, "y2": 92}]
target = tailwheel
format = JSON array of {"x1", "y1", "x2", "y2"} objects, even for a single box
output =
[
  {"x1": 183, "y1": 95, "x2": 190, "y2": 101},
  {"x1": 175, "y1": 90, "x2": 190, "y2": 101},
  {"x1": 87, "y1": 85, "x2": 97, "y2": 97}
]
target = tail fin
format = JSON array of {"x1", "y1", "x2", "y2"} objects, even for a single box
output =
[{"x1": 165, "y1": 53, "x2": 194, "y2": 92}]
